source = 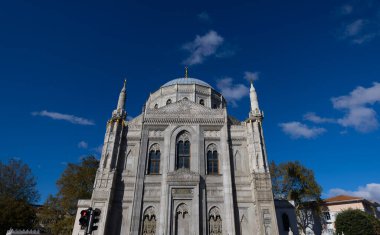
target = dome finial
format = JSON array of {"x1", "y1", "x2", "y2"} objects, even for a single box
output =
[{"x1": 185, "y1": 66, "x2": 188, "y2": 79}]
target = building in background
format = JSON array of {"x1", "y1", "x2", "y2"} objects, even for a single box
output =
[
  {"x1": 320, "y1": 195, "x2": 380, "y2": 235},
  {"x1": 72, "y1": 73, "x2": 280, "y2": 235}
]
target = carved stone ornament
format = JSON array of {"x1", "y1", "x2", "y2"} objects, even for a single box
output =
[
  {"x1": 207, "y1": 143, "x2": 217, "y2": 152},
  {"x1": 149, "y1": 143, "x2": 160, "y2": 152},
  {"x1": 177, "y1": 131, "x2": 190, "y2": 142},
  {"x1": 172, "y1": 188, "x2": 193, "y2": 195},
  {"x1": 176, "y1": 203, "x2": 190, "y2": 218},
  {"x1": 142, "y1": 206, "x2": 157, "y2": 235},
  {"x1": 167, "y1": 168, "x2": 200, "y2": 182},
  {"x1": 144, "y1": 99, "x2": 224, "y2": 124},
  {"x1": 209, "y1": 207, "x2": 222, "y2": 235}
]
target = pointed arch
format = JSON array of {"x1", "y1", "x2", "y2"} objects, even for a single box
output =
[
  {"x1": 142, "y1": 206, "x2": 156, "y2": 235},
  {"x1": 176, "y1": 131, "x2": 190, "y2": 169},
  {"x1": 148, "y1": 144, "x2": 160, "y2": 174},
  {"x1": 209, "y1": 206, "x2": 222, "y2": 235},
  {"x1": 207, "y1": 144, "x2": 219, "y2": 175},
  {"x1": 175, "y1": 203, "x2": 190, "y2": 235}
]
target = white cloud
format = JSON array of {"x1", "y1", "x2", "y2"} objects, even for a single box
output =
[
  {"x1": 244, "y1": 71, "x2": 260, "y2": 82},
  {"x1": 197, "y1": 12, "x2": 211, "y2": 23},
  {"x1": 279, "y1": 122, "x2": 326, "y2": 139},
  {"x1": 216, "y1": 77, "x2": 249, "y2": 107},
  {"x1": 328, "y1": 183, "x2": 380, "y2": 203},
  {"x1": 78, "y1": 141, "x2": 88, "y2": 149},
  {"x1": 303, "y1": 112, "x2": 336, "y2": 124},
  {"x1": 345, "y1": 19, "x2": 366, "y2": 37},
  {"x1": 182, "y1": 30, "x2": 224, "y2": 66},
  {"x1": 331, "y1": 82, "x2": 380, "y2": 132},
  {"x1": 32, "y1": 110, "x2": 95, "y2": 125}
]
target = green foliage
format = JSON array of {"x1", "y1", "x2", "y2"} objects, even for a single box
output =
[
  {"x1": 335, "y1": 209, "x2": 380, "y2": 235},
  {"x1": 270, "y1": 160, "x2": 323, "y2": 233},
  {"x1": 0, "y1": 159, "x2": 40, "y2": 203},
  {"x1": 0, "y1": 159, "x2": 40, "y2": 234},
  {"x1": 0, "y1": 197, "x2": 38, "y2": 235},
  {"x1": 38, "y1": 156, "x2": 99, "y2": 235},
  {"x1": 269, "y1": 160, "x2": 322, "y2": 204}
]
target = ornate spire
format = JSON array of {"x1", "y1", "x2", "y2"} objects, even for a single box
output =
[
  {"x1": 249, "y1": 80, "x2": 260, "y2": 115},
  {"x1": 117, "y1": 79, "x2": 127, "y2": 110},
  {"x1": 185, "y1": 66, "x2": 188, "y2": 79}
]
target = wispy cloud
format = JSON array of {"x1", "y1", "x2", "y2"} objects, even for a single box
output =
[
  {"x1": 328, "y1": 183, "x2": 380, "y2": 203},
  {"x1": 336, "y1": 2, "x2": 380, "y2": 44},
  {"x1": 216, "y1": 77, "x2": 249, "y2": 107},
  {"x1": 182, "y1": 30, "x2": 224, "y2": 66},
  {"x1": 344, "y1": 19, "x2": 366, "y2": 37},
  {"x1": 332, "y1": 82, "x2": 380, "y2": 132},
  {"x1": 78, "y1": 141, "x2": 88, "y2": 149},
  {"x1": 32, "y1": 110, "x2": 95, "y2": 125},
  {"x1": 303, "y1": 112, "x2": 335, "y2": 124},
  {"x1": 243, "y1": 71, "x2": 260, "y2": 82},
  {"x1": 279, "y1": 122, "x2": 326, "y2": 139},
  {"x1": 197, "y1": 12, "x2": 211, "y2": 23}
]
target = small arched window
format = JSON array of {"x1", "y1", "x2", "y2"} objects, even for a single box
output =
[
  {"x1": 166, "y1": 99, "x2": 172, "y2": 105},
  {"x1": 282, "y1": 213, "x2": 290, "y2": 231},
  {"x1": 176, "y1": 131, "x2": 190, "y2": 169},
  {"x1": 148, "y1": 144, "x2": 160, "y2": 174},
  {"x1": 199, "y1": 99, "x2": 205, "y2": 106},
  {"x1": 207, "y1": 144, "x2": 218, "y2": 174},
  {"x1": 154, "y1": 104, "x2": 158, "y2": 109}
]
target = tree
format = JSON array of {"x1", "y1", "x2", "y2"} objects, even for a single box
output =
[
  {"x1": 335, "y1": 209, "x2": 380, "y2": 235},
  {"x1": 270, "y1": 161, "x2": 323, "y2": 234},
  {"x1": 38, "y1": 156, "x2": 99, "y2": 234},
  {"x1": 0, "y1": 159, "x2": 40, "y2": 234},
  {"x1": 0, "y1": 159, "x2": 40, "y2": 203}
]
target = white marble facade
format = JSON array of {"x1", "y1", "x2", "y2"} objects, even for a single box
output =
[{"x1": 72, "y1": 77, "x2": 279, "y2": 235}]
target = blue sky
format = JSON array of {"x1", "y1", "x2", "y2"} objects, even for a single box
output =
[{"x1": 1, "y1": 0, "x2": 380, "y2": 204}]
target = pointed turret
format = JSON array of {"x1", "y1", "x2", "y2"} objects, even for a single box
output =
[
  {"x1": 112, "y1": 79, "x2": 127, "y2": 119},
  {"x1": 249, "y1": 80, "x2": 260, "y2": 115},
  {"x1": 117, "y1": 79, "x2": 126, "y2": 110}
]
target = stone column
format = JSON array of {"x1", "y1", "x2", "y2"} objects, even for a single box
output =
[
  {"x1": 220, "y1": 124, "x2": 236, "y2": 234},
  {"x1": 158, "y1": 126, "x2": 171, "y2": 235}
]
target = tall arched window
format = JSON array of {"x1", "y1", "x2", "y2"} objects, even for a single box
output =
[
  {"x1": 176, "y1": 131, "x2": 190, "y2": 169},
  {"x1": 148, "y1": 144, "x2": 160, "y2": 174},
  {"x1": 207, "y1": 144, "x2": 218, "y2": 175},
  {"x1": 282, "y1": 213, "x2": 290, "y2": 231}
]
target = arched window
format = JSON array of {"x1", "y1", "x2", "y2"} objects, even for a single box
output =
[
  {"x1": 209, "y1": 207, "x2": 222, "y2": 235},
  {"x1": 207, "y1": 144, "x2": 218, "y2": 175},
  {"x1": 282, "y1": 213, "x2": 290, "y2": 231},
  {"x1": 166, "y1": 99, "x2": 172, "y2": 105},
  {"x1": 176, "y1": 131, "x2": 190, "y2": 169},
  {"x1": 148, "y1": 144, "x2": 160, "y2": 174},
  {"x1": 199, "y1": 99, "x2": 205, "y2": 105},
  {"x1": 142, "y1": 207, "x2": 156, "y2": 235},
  {"x1": 154, "y1": 104, "x2": 158, "y2": 109}
]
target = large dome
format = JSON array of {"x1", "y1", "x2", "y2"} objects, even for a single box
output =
[{"x1": 161, "y1": 77, "x2": 212, "y2": 88}]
